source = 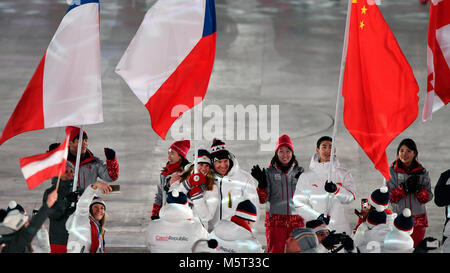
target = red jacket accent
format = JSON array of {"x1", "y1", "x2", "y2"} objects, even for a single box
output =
[
  {"x1": 89, "y1": 218, "x2": 100, "y2": 253},
  {"x1": 264, "y1": 212, "x2": 304, "y2": 228},
  {"x1": 106, "y1": 158, "x2": 119, "y2": 181},
  {"x1": 390, "y1": 184, "x2": 407, "y2": 203},
  {"x1": 151, "y1": 203, "x2": 162, "y2": 218},
  {"x1": 257, "y1": 187, "x2": 268, "y2": 204},
  {"x1": 416, "y1": 188, "x2": 430, "y2": 204}
]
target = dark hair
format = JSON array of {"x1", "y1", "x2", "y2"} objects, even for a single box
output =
[
  {"x1": 396, "y1": 138, "x2": 418, "y2": 161},
  {"x1": 316, "y1": 136, "x2": 333, "y2": 149},
  {"x1": 270, "y1": 149, "x2": 299, "y2": 171}
]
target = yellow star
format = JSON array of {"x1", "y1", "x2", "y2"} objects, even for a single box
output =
[
  {"x1": 360, "y1": 20, "x2": 365, "y2": 29},
  {"x1": 352, "y1": 0, "x2": 357, "y2": 3},
  {"x1": 361, "y1": 5, "x2": 367, "y2": 14}
]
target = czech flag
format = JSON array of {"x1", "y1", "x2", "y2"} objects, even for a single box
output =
[
  {"x1": 115, "y1": 0, "x2": 217, "y2": 139},
  {"x1": 20, "y1": 133, "x2": 70, "y2": 190},
  {"x1": 0, "y1": 0, "x2": 103, "y2": 146}
]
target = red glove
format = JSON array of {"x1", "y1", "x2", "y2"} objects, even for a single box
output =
[
  {"x1": 185, "y1": 172, "x2": 207, "y2": 190},
  {"x1": 188, "y1": 186, "x2": 204, "y2": 200}
]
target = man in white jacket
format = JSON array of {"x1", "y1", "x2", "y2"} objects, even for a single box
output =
[
  {"x1": 293, "y1": 136, "x2": 356, "y2": 234},
  {"x1": 146, "y1": 192, "x2": 208, "y2": 253},
  {"x1": 198, "y1": 199, "x2": 263, "y2": 253},
  {"x1": 208, "y1": 139, "x2": 260, "y2": 232}
]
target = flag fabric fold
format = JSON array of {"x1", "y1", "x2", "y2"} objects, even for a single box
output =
[
  {"x1": 115, "y1": 0, "x2": 217, "y2": 139},
  {"x1": 422, "y1": 0, "x2": 450, "y2": 122},
  {"x1": 0, "y1": 0, "x2": 103, "y2": 146},
  {"x1": 20, "y1": 134, "x2": 70, "y2": 190},
  {"x1": 342, "y1": 0, "x2": 419, "y2": 180}
]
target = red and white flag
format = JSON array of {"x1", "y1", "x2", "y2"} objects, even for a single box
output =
[
  {"x1": 20, "y1": 134, "x2": 70, "y2": 190},
  {"x1": 115, "y1": 0, "x2": 216, "y2": 139},
  {"x1": 0, "y1": 0, "x2": 103, "y2": 146},
  {"x1": 422, "y1": 0, "x2": 450, "y2": 122}
]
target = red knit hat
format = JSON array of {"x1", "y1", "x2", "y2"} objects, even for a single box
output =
[
  {"x1": 65, "y1": 126, "x2": 88, "y2": 141},
  {"x1": 169, "y1": 140, "x2": 190, "y2": 158},
  {"x1": 275, "y1": 134, "x2": 294, "y2": 152}
]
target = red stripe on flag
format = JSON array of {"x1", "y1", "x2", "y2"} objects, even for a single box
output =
[
  {"x1": 19, "y1": 141, "x2": 67, "y2": 167},
  {"x1": 145, "y1": 33, "x2": 216, "y2": 139},
  {"x1": 25, "y1": 161, "x2": 67, "y2": 190},
  {"x1": 0, "y1": 53, "x2": 46, "y2": 145}
]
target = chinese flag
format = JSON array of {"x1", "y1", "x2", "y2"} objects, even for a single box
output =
[{"x1": 342, "y1": 0, "x2": 419, "y2": 180}]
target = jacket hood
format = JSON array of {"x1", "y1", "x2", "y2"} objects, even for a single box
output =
[
  {"x1": 309, "y1": 153, "x2": 340, "y2": 172},
  {"x1": 159, "y1": 203, "x2": 193, "y2": 222},
  {"x1": 213, "y1": 220, "x2": 253, "y2": 241}
]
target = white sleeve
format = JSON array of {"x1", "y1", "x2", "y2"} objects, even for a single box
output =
[
  {"x1": 334, "y1": 170, "x2": 356, "y2": 204},
  {"x1": 192, "y1": 185, "x2": 220, "y2": 223},
  {"x1": 293, "y1": 176, "x2": 321, "y2": 221},
  {"x1": 67, "y1": 185, "x2": 98, "y2": 253}
]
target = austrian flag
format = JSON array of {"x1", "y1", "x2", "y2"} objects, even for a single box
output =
[{"x1": 20, "y1": 134, "x2": 70, "y2": 190}]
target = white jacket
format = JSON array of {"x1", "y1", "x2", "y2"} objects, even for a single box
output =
[
  {"x1": 353, "y1": 222, "x2": 392, "y2": 253},
  {"x1": 383, "y1": 228, "x2": 414, "y2": 253},
  {"x1": 170, "y1": 181, "x2": 220, "y2": 232},
  {"x1": 146, "y1": 203, "x2": 209, "y2": 253},
  {"x1": 202, "y1": 220, "x2": 263, "y2": 253},
  {"x1": 293, "y1": 154, "x2": 356, "y2": 234},
  {"x1": 210, "y1": 154, "x2": 260, "y2": 232},
  {"x1": 67, "y1": 185, "x2": 104, "y2": 253}
]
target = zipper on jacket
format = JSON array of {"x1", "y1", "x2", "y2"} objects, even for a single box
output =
[
  {"x1": 285, "y1": 175, "x2": 289, "y2": 216},
  {"x1": 219, "y1": 178, "x2": 223, "y2": 220}
]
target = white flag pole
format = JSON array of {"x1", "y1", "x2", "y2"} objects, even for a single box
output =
[
  {"x1": 325, "y1": 0, "x2": 352, "y2": 216},
  {"x1": 72, "y1": 125, "x2": 84, "y2": 192}
]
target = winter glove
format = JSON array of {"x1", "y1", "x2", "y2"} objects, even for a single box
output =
[
  {"x1": 317, "y1": 213, "x2": 331, "y2": 225},
  {"x1": 342, "y1": 234, "x2": 354, "y2": 252},
  {"x1": 413, "y1": 237, "x2": 439, "y2": 253},
  {"x1": 321, "y1": 230, "x2": 340, "y2": 249},
  {"x1": 48, "y1": 142, "x2": 60, "y2": 152},
  {"x1": 188, "y1": 186, "x2": 204, "y2": 201},
  {"x1": 324, "y1": 180, "x2": 338, "y2": 193},
  {"x1": 406, "y1": 175, "x2": 420, "y2": 194},
  {"x1": 184, "y1": 173, "x2": 207, "y2": 190},
  {"x1": 65, "y1": 190, "x2": 82, "y2": 203},
  {"x1": 251, "y1": 165, "x2": 267, "y2": 189},
  {"x1": 104, "y1": 148, "x2": 116, "y2": 160}
]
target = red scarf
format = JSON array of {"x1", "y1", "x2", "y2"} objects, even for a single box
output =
[
  {"x1": 231, "y1": 216, "x2": 253, "y2": 233},
  {"x1": 161, "y1": 161, "x2": 182, "y2": 177},
  {"x1": 89, "y1": 218, "x2": 100, "y2": 253}
]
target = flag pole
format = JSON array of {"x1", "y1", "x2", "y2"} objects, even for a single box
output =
[
  {"x1": 72, "y1": 125, "x2": 84, "y2": 192},
  {"x1": 193, "y1": 102, "x2": 202, "y2": 174},
  {"x1": 325, "y1": 0, "x2": 353, "y2": 216}
]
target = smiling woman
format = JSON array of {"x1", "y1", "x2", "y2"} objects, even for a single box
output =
[{"x1": 386, "y1": 138, "x2": 434, "y2": 249}]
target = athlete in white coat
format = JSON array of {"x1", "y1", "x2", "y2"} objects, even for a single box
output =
[
  {"x1": 198, "y1": 200, "x2": 263, "y2": 253},
  {"x1": 146, "y1": 192, "x2": 208, "y2": 253},
  {"x1": 293, "y1": 136, "x2": 356, "y2": 234},
  {"x1": 67, "y1": 181, "x2": 111, "y2": 253},
  {"x1": 208, "y1": 139, "x2": 260, "y2": 232}
]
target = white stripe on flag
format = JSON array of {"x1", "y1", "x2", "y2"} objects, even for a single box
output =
[
  {"x1": 43, "y1": 3, "x2": 103, "y2": 128},
  {"x1": 21, "y1": 150, "x2": 67, "y2": 179},
  {"x1": 115, "y1": 0, "x2": 205, "y2": 104}
]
